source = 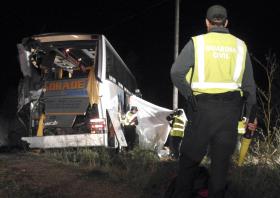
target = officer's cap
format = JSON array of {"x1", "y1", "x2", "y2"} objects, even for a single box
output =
[
  {"x1": 130, "y1": 106, "x2": 138, "y2": 111},
  {"x1": 206, "y1": 5, "x2": 227, "y2": 22}
]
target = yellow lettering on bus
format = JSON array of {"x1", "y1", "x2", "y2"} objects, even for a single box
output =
[
  {"x1": 62, "y1": 82, "x2": 70, "y2": 89},
  {"x1": 77, "y1": 80, "x2": 84, "y2": 89},
  {"x1": 56, "y1": 82, "x2": 62, "y2": 90},
  {"x1": 46, "y1": 80, "x2": 85, "y2": 91},
  {"x1": 47, "y1": 83, "x2": 54, "y2": 91}
]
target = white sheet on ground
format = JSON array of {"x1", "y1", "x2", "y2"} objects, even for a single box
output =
[{"x1": 130, "y1": 95, "x2": 173, "y2": 151}]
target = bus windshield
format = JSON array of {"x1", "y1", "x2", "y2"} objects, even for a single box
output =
[{"x1": 35, "y1": 40, "x2": 99, "y2": 80}]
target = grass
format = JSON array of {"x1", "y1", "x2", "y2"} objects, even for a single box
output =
[
  {"x1": 44, "y1": 146, "x2": 177, "y2": 197},
  {"x1": 40, "y1": 129, "x2": 280, "y2": 198},
  {"x1": 44, "y1": 147, "x2": 111, "y2": 167},
  {"x1": 227, "y1": 163, "x2": 280, "y2": 198},
  {"x1": 226, "y1": 126, "x2": 280, "y2": 198},
  {"x1": 0, "y1": 156, "x2": 67, "y2": 198}
]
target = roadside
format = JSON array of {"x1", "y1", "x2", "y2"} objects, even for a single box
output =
[
  {"x1": 1, "y1": 148, "x2": 279, "y2": 198},
  {"x1": 0, "y1": 151, "x2": 141, "y2": 198}
]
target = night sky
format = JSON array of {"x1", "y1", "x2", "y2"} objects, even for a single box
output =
[{"x1": 1, "y1": 0, "x2": 279, "y2": 111}]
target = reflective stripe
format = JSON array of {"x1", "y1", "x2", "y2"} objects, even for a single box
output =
[
  {"x1": 238, "y1": 120, "x2": 246, "y2": 134},
  {"x1": 172, "y1": 127, "x2": 185, "y2": 131},
  {"x1": 172, "y1": 127, "x2": 184, "y2": 131},
  {"x1": 173, "y1": 123, "x2": 185, "y2": 127},
  {"x1": 238, "y1": 128, "x2": 245, "y2": 134},
  {"x1": 197, "y1": 35, "x2": 205, "y2": 82},
  {"x1": 233, "y1": 39, "x2": 244, "y2": 81},
  {"x1": 191, "y1": 82, "x2": 241, "y2": 89}
]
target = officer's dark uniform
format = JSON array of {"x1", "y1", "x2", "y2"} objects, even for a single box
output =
[{"x1": 170, "y1": 5, "x2": 256, "y2": 198}]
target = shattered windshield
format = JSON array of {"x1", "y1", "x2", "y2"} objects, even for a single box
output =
[{"x1": 20, "y1": 35, "x2": 99, "y2": 81}]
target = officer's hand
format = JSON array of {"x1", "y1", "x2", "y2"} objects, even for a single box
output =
[
  {"x1": 246, "y1": 118, "x2": 257, "y2": 132},
  {"x1": 166, "y1": 115, "x2": 172, "y2": 121}
]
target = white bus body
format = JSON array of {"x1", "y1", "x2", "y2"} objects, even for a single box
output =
[{"x1": 17, "y1": 34, "x2": 138, "y2": 149}]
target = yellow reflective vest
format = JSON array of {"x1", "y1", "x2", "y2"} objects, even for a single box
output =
[
  {"x1": 238, "y1": 117, "x2": 247, "y2": 134},
  {"x1": 186, "y1": 32, "x2": 247, "y2": 95},
  {"x1": 124, "y1": 111, "x2": 138, "y2": 126},
  {"x1": 170, "y1": 115, "x2": 187, "y2": 138}
]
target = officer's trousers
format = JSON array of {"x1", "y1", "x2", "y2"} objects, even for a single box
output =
[
  {"x1": 124, "y1": 125, "x2": 138, "y2": 150},
  {"x1": 172, "y1": 91, "x2": 242, "y2": 198},
  {"x1": 169, "y1": 136, "x2": 182, "y2": 159}
]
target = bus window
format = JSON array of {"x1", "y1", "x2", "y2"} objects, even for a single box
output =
[{"x1": 105, "y1": 41, "x2": 137, "y2": 93}]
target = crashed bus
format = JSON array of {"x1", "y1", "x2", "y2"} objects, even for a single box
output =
[{"x1": 17, "y1": 33, "x2": 138, "y2": 149}]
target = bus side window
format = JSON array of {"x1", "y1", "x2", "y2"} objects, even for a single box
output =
[{"x1": 105, "y1": 40, "x2": 137, "y2": 93}]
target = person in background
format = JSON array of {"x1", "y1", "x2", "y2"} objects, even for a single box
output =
[
  {"x1": 134, "y1": 89, "x2": 142, "y2": 98},
  {"x1": 236, "y1": 117, "x2": 247, "y2": 152},
  {"x1": 123, "y1": 106, "x2": 139, "y2": 150},
  {"x1": 166, "y1": 109, "x2": 187, "y2": 159}
]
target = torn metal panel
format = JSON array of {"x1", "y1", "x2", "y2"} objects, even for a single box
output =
[
  {"x1": 17, "y1": 44, "x2": 31, "y2": 77},
  {"x1": 107, "y1": 109, "x2": 127, "y2": 147},
  {"x1": 32, "y1": 34, "x2": 97, "y2": 43}
]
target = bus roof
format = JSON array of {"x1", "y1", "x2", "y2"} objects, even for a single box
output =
[{"x1": 26, "y1": 33, "x2": 101, "y2": 43}]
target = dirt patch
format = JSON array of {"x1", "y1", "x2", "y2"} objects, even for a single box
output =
[{"x1": 0, "y1": 152, "x2": 141, "y2": 198}]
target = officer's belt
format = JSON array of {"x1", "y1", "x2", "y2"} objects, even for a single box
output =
[{"x1": 195, "y1": 91, "x2": 241, "y2": 101}]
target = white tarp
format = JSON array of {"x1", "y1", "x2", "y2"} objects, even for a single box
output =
[{"x1": 130, "y1": 95, "x2": 173, "y2": 151}]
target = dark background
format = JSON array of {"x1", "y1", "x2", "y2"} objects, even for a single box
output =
[{"x1": 1, "y1": 0, "x2": 279, "y2": 112}]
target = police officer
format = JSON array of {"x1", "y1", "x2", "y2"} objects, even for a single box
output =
[
  {"x1": 170, "y1": 5, "x2": 257, "y2": 198},
  {"x1": 167, "y1": 109, "x2": 187, "y2": 159},
  {"x1": 123, "y1": 106, "x2": 139, "y2": 150},
  {"x1": 134, "y1": 89, "x2": 142, "y2": 98}
]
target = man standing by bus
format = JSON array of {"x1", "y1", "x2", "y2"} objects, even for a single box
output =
[{"x1": 123, "y1": 106, "x2": 139, "y2": 150}]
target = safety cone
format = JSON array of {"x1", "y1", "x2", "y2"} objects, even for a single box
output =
[
  {"x1": 238, "y1": 137, "x2": 251, "y2": 166},
  {"x1": 238, "y1": 105, "x2": 257, "y2": 166}
]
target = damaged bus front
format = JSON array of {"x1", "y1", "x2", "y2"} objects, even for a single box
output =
[{"x1": 17, "y1": 33, "x2": 138, "y2": 149}]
